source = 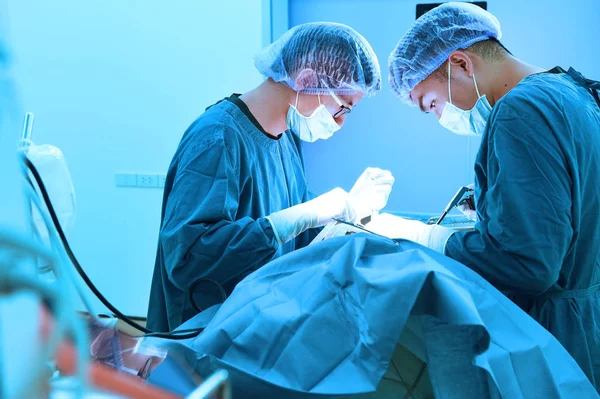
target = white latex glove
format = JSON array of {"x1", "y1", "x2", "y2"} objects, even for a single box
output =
[
  {"x1": 349, "y1": 167, "x2": 395, "y2": 220},
  {"x1": 457, "y1": 183, "x2": 476, "y2": 221},
  {"x1": 365, "y1": 213, "x2": 455, "y2": 253},
  {"x1": 267, "y1": 188, "x2": 359, "y2": 245}
]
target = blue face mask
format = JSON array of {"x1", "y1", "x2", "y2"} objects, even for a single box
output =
[
  {"x1": 286, "y1": 92, "x2": 340, "y2": 142},
  {"x1": 439, "y1": 62, "x2": 492, "y2": 137}
]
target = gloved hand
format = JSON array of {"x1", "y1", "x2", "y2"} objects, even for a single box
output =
[
  {"x1": 365, "y1": 213, "x2": 456, "y2": 253},
  {"x1": 267, "y1": 188, "x2": 359, "y2": 245},
  {"x1": 349, "y1": 167, "x2": 395, "y2": 220},
  {"x1": 457, "y1": 183, "x2": 476, "y2": 221}
]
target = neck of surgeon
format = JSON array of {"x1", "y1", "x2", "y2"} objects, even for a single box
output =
[
  {"x1": 239, "y1": 78, "x2": 298, "y2": 137},
  {"x1": 467, "y1": 51, "x2": 544, "y2": 107}
]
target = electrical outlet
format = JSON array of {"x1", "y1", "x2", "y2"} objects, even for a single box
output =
[
  {"x1": 147, "y1": 174, "x2": 159, "y2": 187},
  {"x1": 158, "y1": 174, "x2": 167, "y2": 188},
  {"x1": 137, "y1": 173, "x2": 158, "y2": 188},
  {"x1": 115, "y1": 172, "x2": 137, "y2": 187}
]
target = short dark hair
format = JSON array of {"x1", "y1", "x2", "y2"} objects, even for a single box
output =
[
  {"x1": 430, "y1": 38, "x2": 511, "y2": 81},
  {"x1": 466, "y1": 37, "x2": 512, "y2": 61}
]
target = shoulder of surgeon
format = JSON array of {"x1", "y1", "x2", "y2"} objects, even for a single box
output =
[
  {"x1": 174, "y1": 98, "x2": 252, "y2": 167},
  {"x1": 492, "y1": 69, "x2": 590, "y2": 121}
]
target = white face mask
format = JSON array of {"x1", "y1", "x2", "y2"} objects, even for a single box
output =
[
  {"x1": 439, "y1": 62, "x2": 492, "y2": 137},
  {"x1": 286, "y1": 92, "x2": 340, "y2": 142}
]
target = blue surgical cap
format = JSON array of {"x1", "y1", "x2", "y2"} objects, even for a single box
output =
[
  {"x1": 254, "y1": 22, "x2": 381, "y2": 97},
  {"x1": 388, "y1": 2, "x2": 502, "y2": 105}
]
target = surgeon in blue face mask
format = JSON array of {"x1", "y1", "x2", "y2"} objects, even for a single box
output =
[
  {"x1": 147, "y1": 22, "x2": 395, "y2": 333},
  {"x1": 382, "y1": 2, "x2": 600, "y2": 389}
]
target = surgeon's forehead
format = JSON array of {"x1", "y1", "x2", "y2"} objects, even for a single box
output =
[
  {"x1": 409, "y1": 79, "x2": 430, "y2": 109},
  {"x1": 409, "y1": 88, "x2": 420, "y2": 106}
]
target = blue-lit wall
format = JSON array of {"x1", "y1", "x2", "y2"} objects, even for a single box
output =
[
  {"x1": 6, "y1": 0, "x2": 266, "y2": 316},
  {"x1": 3, "y1": 0, "x2": 598, "y2": 317},
  {"x1": 0, "y1": 0, "x2": 27, "y2": 235},
  {"x1": 291, "y1": 0, "x2": 600, "y2": 214}
]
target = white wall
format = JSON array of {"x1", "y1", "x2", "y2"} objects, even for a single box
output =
[
  {"x1": 0, "y1": 0, "x2": 26, "y2": 235},
  {"x1": 6, "y1": 0, "x2": 266, "y2": 316},
  {"x1": 291, "y1": 0, "x2": 600, "y2": 215}
]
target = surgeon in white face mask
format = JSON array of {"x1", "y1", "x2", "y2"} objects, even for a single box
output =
[
  {"x1": 378, "y1": 0, "x2": 556, "y2": 239},
  {"x1": 378, "y1": 3, "x2": 546, "y2": 254},
  {"x1": 407, "y1": 53, "x2": 497, "y2": 136},
  {"x1": 148, "y1": 22, "x2": 396, "y2": 332},
  {"x1": 372, "y1": 43, "x2": 543, "y2": 251},
  {"x1": 286, "y1": 82, "x2": 346, "y2": 142},
  {"x1": 265, "y1": 75, "x2": 396, "y2": 246},
  {"x1": 385, "y1": 5, "x2": 600, "y2": 388},
  {"x1": 438, "y1": 61, "x2": 493, "y2": 137},
  {"x1": 285, "y1": 78, "x2": 354, "y2": 142}
]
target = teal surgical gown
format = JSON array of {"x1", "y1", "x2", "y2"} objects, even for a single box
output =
[
  {"x1": 147, "y1": 95, "x2": 317, "y2": 332},
  {"x1": 445, "y1": 67, "x2": 600, "y2": 389}
]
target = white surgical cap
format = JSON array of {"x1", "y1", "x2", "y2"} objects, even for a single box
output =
[
  {"x1": 388, "y1": 2, "x2": 502, "y2": 105},
  {"x1": 254, "y1": 22, "x2": 381, "y2": 96}
]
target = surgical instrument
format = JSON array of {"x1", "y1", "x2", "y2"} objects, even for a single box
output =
[{"x1": 436, "y1": 186, "x2": 474, "y2": 225}]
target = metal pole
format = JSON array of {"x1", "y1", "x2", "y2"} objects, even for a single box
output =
[{"x1": 21, "y1": 112, "x2": 34, "y2": 141}]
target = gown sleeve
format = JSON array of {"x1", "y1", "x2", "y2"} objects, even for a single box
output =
[
  {"x1": 159, "y1": 126, "x2": 279, "y2": 295},
  {"x1": 445, "y1": 94, "x2": 573, "y2": 295}
]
